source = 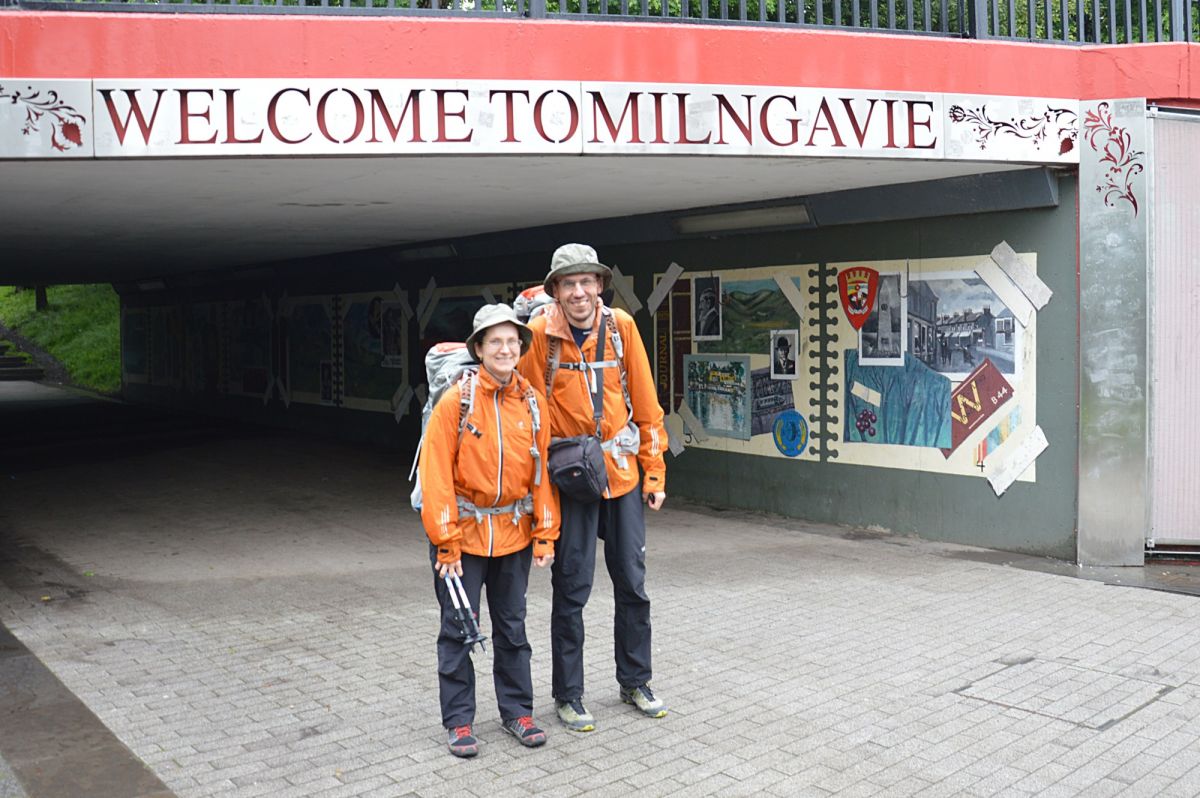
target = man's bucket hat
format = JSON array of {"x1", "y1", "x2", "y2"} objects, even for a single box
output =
[
  {"x1": 543, "y1": 243, "x2": 613, "y2": 296},
  {"x1": 465, "y1": 303, "x2": 532, "y2": 359}
]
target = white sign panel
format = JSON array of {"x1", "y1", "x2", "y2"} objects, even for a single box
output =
[
  {"x1": 0, "y1": 79, "x2": 94, "y2": 158},
  {"x1": 944, "y1": 94, "x2": 1079, "y2": 163},
  {"x1": 0, "y1": 78, "x2": 1082, "y2": 165},
  {"x1": 92, "y1": 79, "x2": 584, "y2": 157},
  {"x1": 581, "y1": 82, "x2": 944, "y2": 157}
]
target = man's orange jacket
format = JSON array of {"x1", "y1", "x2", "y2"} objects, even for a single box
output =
[
  {"x1": 518, "y1": 300, "x2": 666, "y2": 500},
  {"x1": 418, "y1": 368, "x2": 558, "y2": 565}
]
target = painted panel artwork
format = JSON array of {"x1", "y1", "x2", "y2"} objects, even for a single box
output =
[
  {"x1": 227, "y1": 298, "x2": 271, "y2": 398},
  {"x1": 342, "y1": 292, "x2": 405, "y2": 412},
  {"x1": 909, "y1": 272, "x2": 1018, "y2": 380},
  {"x1": 692, "y1": 276, "x2": 723, "y2": 342},
  {"x1": 751, "y1": 367, "x2": 796, "y2": 436},
  {"x1": 843, "y1": 351, "x2": 952, "y2": 448},
  {"x1": 684, "y1": 355, "x2": 752, "y2": 440},
  {"x1": 859, "y1": 273, "x2": 906, "y2": 366},
  {"x1": 698, "y1": 277, "x2": 800, "y2": 355},
  {"x1": 288, "y1": 301, "x2": 333, "y2": 403},
  {"x1": 941, "y1": 358, "x2": 1015, "y2": 457}
]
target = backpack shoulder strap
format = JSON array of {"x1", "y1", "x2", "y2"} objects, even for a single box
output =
[
  {"x1": 603, "y1": 307, "x2": 634, "y2": 419},
  {"x1": 457, "y1": 370, "x2": 480, "y2": 441},
  {"x1": 545, "y1": 336, "x2": 562, "y2": 399}
]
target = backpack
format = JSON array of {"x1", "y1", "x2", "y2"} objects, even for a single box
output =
[
  {"x1": 514, "y1": 285, "x2": 554, "y2": 323},
  {"x1": 409, "y1": 342, "x2": 542, "y2": 513}
]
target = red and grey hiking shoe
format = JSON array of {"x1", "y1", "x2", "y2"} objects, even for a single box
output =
[
  {"x1": 620, "y1": 684, "x2": 668, "y2": 718},
  {"x1": 447, "y1": 724, "x2": 479, "y2": 758},
  {"x1": 501, "y1": 715, "x2": 547, "y2": 747}
]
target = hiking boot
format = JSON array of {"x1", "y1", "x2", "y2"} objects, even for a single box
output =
[
  {"x1": 555, "y1": 698, "x2": 596, "y2": 732},
  {"x1": 447, "y1": 724, "x2": 479, "y2": 758},
  {"x1": 620, "y1": 684, "x2": 667, "y2": 718},
  {"x1": 501, "y1": 715, "x2": 547, "y2": 747}
]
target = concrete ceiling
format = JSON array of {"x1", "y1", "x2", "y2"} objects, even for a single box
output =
[{"x1": 0, "y1": 155, "x2": 1027, "y2": 284}]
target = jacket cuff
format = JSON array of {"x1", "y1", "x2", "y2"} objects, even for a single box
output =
[
  {"x1": 534, "y1": 538, "x2": 555, "y2": 558},
  {"x1": 643, "y1": 473, "x2": 665, "y2": 494},
  {"x1": 436, "y1": 543, "x2": 461, "y2": 565}
]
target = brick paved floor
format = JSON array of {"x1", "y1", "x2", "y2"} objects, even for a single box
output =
[{"x1": 3, "y1": 392, "x2": 1200, "y2": 796}]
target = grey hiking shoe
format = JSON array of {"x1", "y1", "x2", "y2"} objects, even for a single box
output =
[
  {"x1": 620, "y1": 684, "x2": 667, "y2": 718},
  {"x1": 501, "y1": 715, "x2": 547, "y2": 747},
  {"x1": 555, "y1": 698, "x2": 596, "y2": 732}
]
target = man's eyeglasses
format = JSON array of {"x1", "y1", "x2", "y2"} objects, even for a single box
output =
[
  {"x1": 482, "y1": 337, "x2": 522, "y2": 351},
  {"x1": 558, "y1": 276, "x2": 599, "y2": 293}
]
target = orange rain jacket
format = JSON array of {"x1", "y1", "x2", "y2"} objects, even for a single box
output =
[
  {"x1": 418, "y1": 367, "x2": 558, "y2": 565},
  {"x1": 518, "y1": 299, "x2": 666, "y2": 500}
]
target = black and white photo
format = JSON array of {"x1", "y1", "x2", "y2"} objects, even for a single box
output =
[
  {"x1": 770, "y1": 329, "x2": 798, "y2": 379},
  {"x1": 859, "y1": 273, "x2": 907, "y2": 367},
  {"x1": 693, "y1": 276, "x2": 722, "y2": 341}
]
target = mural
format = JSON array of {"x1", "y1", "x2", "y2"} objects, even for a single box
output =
[
  {"x1": 419, "y1": 284, "x2": 512, "y2": 355},
  {"x1": 342, "y1": 291, "x2": 407, "y2": 413},
  {"x1": 285, "y1": 298, "x2": 335, "y2": 406},
  {"x1": 184, "y1": 302, "x2": 220, "y2": 396},
  {"x1": 654, "y1": 255, "x2": 1042, "y2": 484},
  {"x1": 226, "y1": 298, "x2": 271, "y2": 399}
]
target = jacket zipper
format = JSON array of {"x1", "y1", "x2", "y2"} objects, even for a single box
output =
[{"x1": 490, "y1": 389, "x2": 503, "y2": 557}]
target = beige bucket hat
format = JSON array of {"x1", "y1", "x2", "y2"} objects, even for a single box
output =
[
  {"x1": 465, "y1": 303, "x2": 532, "y2": 358},
  {"x1": 542, "y1": 243, "x2": 613, "y2": 296}
]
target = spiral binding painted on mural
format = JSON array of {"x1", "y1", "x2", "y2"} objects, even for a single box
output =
[
  {"x1": 331, "y1": 295, "x2": 346, "y2": 407},
  {"x1": 807, "y1": 263, "x2": 840, "y2": 462}
]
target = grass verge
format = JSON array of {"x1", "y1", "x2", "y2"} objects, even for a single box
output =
[{"x1": 0, "y1": 285, "x2": 121, "y2": 394}]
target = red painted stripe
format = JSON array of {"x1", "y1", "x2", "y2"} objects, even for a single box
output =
[{"x1": 1, "y1": 11, "x2": 1196, "y2": 101}]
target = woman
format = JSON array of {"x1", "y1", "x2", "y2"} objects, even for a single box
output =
[{"x1": 418, "y1": 303, "x2": 558, "y2": 758}]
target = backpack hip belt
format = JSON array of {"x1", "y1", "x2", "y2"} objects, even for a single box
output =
[{"x1": 456, "y1": 494, "x2": 534, "y2": 525}]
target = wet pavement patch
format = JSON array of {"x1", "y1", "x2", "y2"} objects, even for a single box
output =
[{"x1": 0, "y1": 623, "x2": 176, "y2": 798}]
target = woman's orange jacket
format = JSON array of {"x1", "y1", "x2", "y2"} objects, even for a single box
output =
[{"x1": 418, "y1": 368, "x2": 558, "y2": 565}]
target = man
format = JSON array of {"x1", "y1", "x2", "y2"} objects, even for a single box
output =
[
  {"x1": 695, "y1": 286, "x2": 719, "y2": 338},
  {"x1": 518, "y1": 243, "x2": 668, "y2": 732},
  {"x1": 773, "y1": 334, "x2": 796, "y2": 375}
]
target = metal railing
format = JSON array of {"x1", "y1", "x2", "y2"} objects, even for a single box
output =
[{"x1": 3, "y1": 0, "x2": 1197, "y2": 43}]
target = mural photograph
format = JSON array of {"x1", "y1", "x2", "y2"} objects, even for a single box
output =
[
  {"x1": 226, "y1": 298, "x2": 271, "y2": 398},
  {"x1": 286, "y1": 299, "x2": 333, "y2": 405},
  {"x1": 909, "y1": 272, "x2": 1019, "y2": 379},
  {"x1": 684, "y1": 354, "x2": 751, "y2": 440},
  {"x1": 692, "y1": 276, "x2": 722, "y2": 342},
  {"x1": 859, "y1": 273, "x2": 906, "y2": 367},
  {"x1": 342, "y1": 292, "x2": 406, "y2": 412}
]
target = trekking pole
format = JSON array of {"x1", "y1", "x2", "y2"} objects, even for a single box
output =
[{"x1": 442, "y1": 572, "x2": 488, "y2": 653}]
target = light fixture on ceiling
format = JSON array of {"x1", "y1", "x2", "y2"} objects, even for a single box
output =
[
  {"x1": 393, "y1": 243, "x2": 458, "y2": 263},
  {"x1": 673, "y1": 203, "x2": 811, "y2": 236}
]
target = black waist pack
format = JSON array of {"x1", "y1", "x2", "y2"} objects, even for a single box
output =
[{"x1": 547, "y1": 435, "x2": 608, "y2": 503}]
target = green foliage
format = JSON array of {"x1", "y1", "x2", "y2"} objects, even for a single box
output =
[{"x1": 0, "y1": 284, "x2": 121, "y2": 394}]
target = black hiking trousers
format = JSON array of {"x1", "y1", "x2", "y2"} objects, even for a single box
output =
[
  {"x1": 551, "y1": 487, "x2": 652, "y2": 702},
  {"x1": 431, "y1": 544, "x2": 534, "y2": 728}
]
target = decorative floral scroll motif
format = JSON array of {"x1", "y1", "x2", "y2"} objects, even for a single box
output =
[
  {"x1": 948, "y1": 104, "x2": 1078, "y2": 155},
  {"x1": 1081, "y1": 102, "x2": 1144, "y2": 217},
  {"x1": 0, "y1": 85, "x2": 88, "y2": 152}
]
